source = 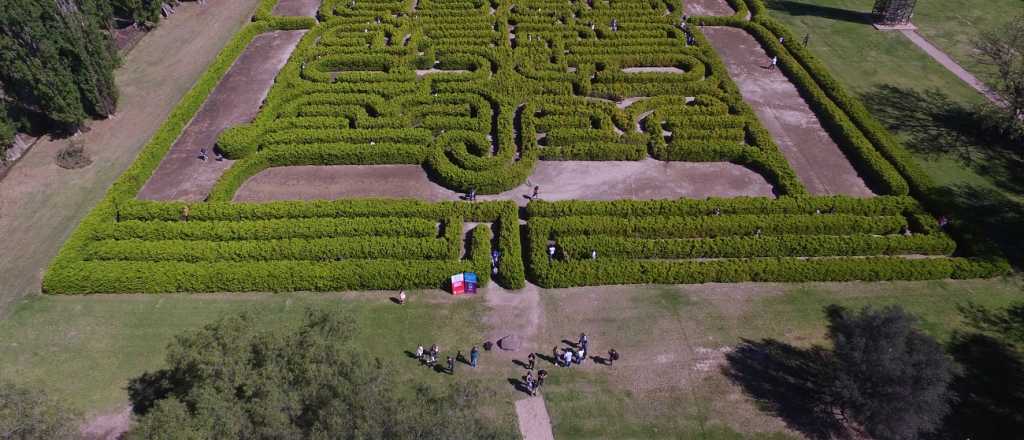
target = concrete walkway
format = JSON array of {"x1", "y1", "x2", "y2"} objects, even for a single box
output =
[
  {"x1": 899, "y1": 29, "x2": 1005, "y2": 107},
  {"x1": 515, "y1": 396, "x2": 555, "y2": 440}
]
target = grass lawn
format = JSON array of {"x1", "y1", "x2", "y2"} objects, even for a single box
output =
[
  {"x1": 1, "y1": 279, "x2": 1018, "y2": 436},
  {"x1": 912, "y1": 0, "x2": 1023, "y2": 90},
  {"x1": 0, "y1": 290, "x2": 520, "y2": 436}
]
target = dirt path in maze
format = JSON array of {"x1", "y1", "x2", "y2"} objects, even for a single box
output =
[
  {"x1": 137, "y1": 30, "x2": 306, "y2": 201},
  {"x1": 702, "y1": 26, "x2": 874, "y2": 197},
  {"x1": 233, "y1": 160, "x2": 775, "y2": 204}
]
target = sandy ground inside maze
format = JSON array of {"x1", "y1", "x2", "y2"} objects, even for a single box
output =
[
  {"x1": 271, "y1": 0, "x2": 321, "y2": 17},
  {"x1": 683, "y1": 0, "x2": 736, "y2": 17},
  {"x1": 0, "y1": 0, "x2": 261, "y2": 312},
  {"x1": 233, "y1": 160, "x2": 775, "y2": 203},
  {"x1": 138, "y1": 30, "x2": 305, "y2": 201},
  {"x1": 703, "y1": 27, "x2": 874, "y2": 197}
]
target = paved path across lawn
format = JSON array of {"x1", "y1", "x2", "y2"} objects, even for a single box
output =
[
  {"x1": 899, "y1": 29, "x2": 1006, "y2": 107},
  {"x1": 233, "y1": 160, "x2": 776, "y2": 203},
  {"x1": 515, "y1": 397, "x2": 555, "y2": 440},
  {"x1": 702, "y1": 26, "x2": 874, "y2": 197},
  {"x1": 138, "y1": 30, "x2": 305, "y2": 201}
]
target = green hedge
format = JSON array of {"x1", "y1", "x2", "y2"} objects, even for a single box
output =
[
  {"x1": 557, "y1": 234, "x2": 956, "y2": 260},
  {"x1": 91, "y1": 217, "x2": 439, "y2": 241}
]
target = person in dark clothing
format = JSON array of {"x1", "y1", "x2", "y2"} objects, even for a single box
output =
[
  {"x1": 527, "y1": 352, "x2": 536, "y2": 370},
  {"x1": 608, "y1": 348, "x2": 619, "y2": 366},
  {"x1": 447, "y1": 356, "x2": 455, "y2": 374},
  {"x1": 537, "y1": 369, "x2": 548, "y2": 388}
]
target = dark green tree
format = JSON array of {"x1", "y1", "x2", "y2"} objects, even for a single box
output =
[
  {"x1": 932, "y1": 302, "x2": 1024, "y2": 439},
  {"x1": 0, "y1": 0, "x2": 119, "y2": 131},
  {"x1": 126, "y1": 310, "x2": 513, "y2": 440},
  {"x1": 826, "y1": 305, "x2": 956, "y2": 440},
  {"x1": 110, "y1": 0, "x2": 162, "y2": 26},
  {"x1": 0, "y1": 381, "x2": 79, "y2": 440}
]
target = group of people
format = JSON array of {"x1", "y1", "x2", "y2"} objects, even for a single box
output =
[
  {"x1": 414, "y1": 344, "x2": 480, "y2": 375},
  {"x1": 197, "y1": 148, "x2": 223, "y2": 162}
]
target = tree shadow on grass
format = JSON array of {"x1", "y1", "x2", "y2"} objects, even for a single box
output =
[
  {"x1": 929, "y1": 183, "x2": 1024, "y2": 265},
  {"x1": 765, "y1": 0, "x2": 871, "y2": 25},
  {"x1": 861, "y1": 84, "x2": 1024, "y2": 195},
  {"x1": 927, "y1": 333, "x2": 1024, "y2": 439},
  {"x1": 722, "y1": 339, "x2": 850, "y2": 440}
]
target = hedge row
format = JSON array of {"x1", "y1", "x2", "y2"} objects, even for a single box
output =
[
  {"x1": 534, "y1": 214, "x2": 909, "y2": 238},
  {"x1": 91, "y1": 217, "x2": 439, "y2": 241},
  {"x1": 556, "y1": 234, "x2": 956, "y2": 260},
  {"x1": 84, "y1": 236, "x2": 454, "y2": 262},
  {"x1": 526, "y1": 196, "x2": 922, "y2": 218},
  {"x1": 527, "y1": 256, "x2": 1009, "y2": 288}
]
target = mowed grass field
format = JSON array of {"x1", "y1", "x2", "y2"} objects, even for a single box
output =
[{"x1": 1, "y1": 278, "x2": 1019, "y2": 437}]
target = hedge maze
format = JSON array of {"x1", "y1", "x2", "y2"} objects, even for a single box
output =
[{"x1": 43, "y1": 0, "x2": 1008, "y2": 294}]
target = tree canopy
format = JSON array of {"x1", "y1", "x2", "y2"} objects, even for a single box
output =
[
  {"x1": 126, "y1": 310, "x2": 514, "y2": 440},
  {"x1": 0, "y1": 381, "x2": 79, "y2": 440},
  {"x1": 974, "y1": 12, "x2": 1024, "y2": 143},
  {"x1": 825, "y1": 305, "x2": 956, "y2": 440},
  {"x1": 0, "y1": 0, "x2": 120, "y2": 133}
]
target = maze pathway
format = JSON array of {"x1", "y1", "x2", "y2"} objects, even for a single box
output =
[
  {"x1": 138, "y1": 30, "x2": 305, "y2": 201},
  {"x1": 234, "y1": 160, "x2": 774, "y2": 203},
  {"x1": 703, "y1": 26, "x2": 874, "y2": 197}
]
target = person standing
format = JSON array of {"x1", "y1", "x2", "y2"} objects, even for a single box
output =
[
  {"x1": 768, "y1": 56, "x2": 778, "y2": 71},
  {"x1": 447, "y1": 356, "x2": 455, "y2": 375},
  {"x1": 532, "y1": 185, "x2": 540, "y2": 199},
  {"x1": 802, "y1": 33, "x2": 810, "y2": 46},
  {"x1": 525, "y1": 371, "x2": 536, "y2": 396},
  {"x1": 607, "y1": 348, "x2": 619, "y2": 366},
  {"x1": 547, "y1": 244, "x2": 556, "y2": 263},
  {"x1": 537, "y1": 369, "x2": 548, "y2": 388},
  {"x1": 527, "y1": 352, "x2": 536, "y2": 370},
  {"x1": 579, "y1": 333, "x2": 588, "y2": 351},
  {"x1": 470, "y1": 346, "x2": 479, "y2": 368},
  {"x1": 553, "y1": 346, "x2": 561, "y2": 366},
  {"x1": 415, "y1": 345, "x2": 424, "y2": 362},
  {"x1": 398, "y1": 290, "x2": 406, "y2": 305},
  {"x1": 563, "y1": 349, "x2": 573, "y2": 368}
]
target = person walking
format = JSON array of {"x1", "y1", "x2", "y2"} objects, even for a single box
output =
[
  {"x1": 579, "y1": 333, "x2": 588, "y2": 351},
  {"x1": 525, "y1": 371, "x2": 536, "y2": 396},
  {"x1": 802, "y1": 33, "x2": 810, "y2": 46},
  {"x1": 531, "y1": 185, "x2": 540, "y2": 199},
  {"x1": 447, "y1": 356, "x2": 455, "y2": 374},
  {"x1": 470, "y1": 346, "x2": 479, "y2": 368},
  {"x1": 199, "y1": 148, "x2": 208, "y2": 161},
  {"x1": 398, "y1": 290, "x2": 406, "y2": 305},
  {"x1": 547, "y1": 244, "x2": 556, "y2": 263},
  {"x1": 768, "y1": 56, "x2": 778, "y2": 71},
  {"x1": 527, "y1": 352, "x2": 536, "y2": 370},
  {"x1": 607, "y1": 348, "x2": 619, "y2": 366}
]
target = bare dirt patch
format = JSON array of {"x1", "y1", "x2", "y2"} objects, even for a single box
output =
[
  {"x1": 703, "y1": 26, "x2": 874, "y2": 197},
  {"x1": 138, "y1": 30, "x2": 305, "y2": 201},
  {"x1": 271, "y1": 0, "x2": 321, "y2": 17},
  {"x1": 79, "y1": 405, "x2": 132, "y2": 440},
  {"x1": 0, "y1": 0, "x2": 261, "y2": 313},
  {"x1": 683, "y1": 0, "x2": 736, "y2": 17},
  {"x1": 233, "y1": 160, "x2": 774, "y2": 203}
]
